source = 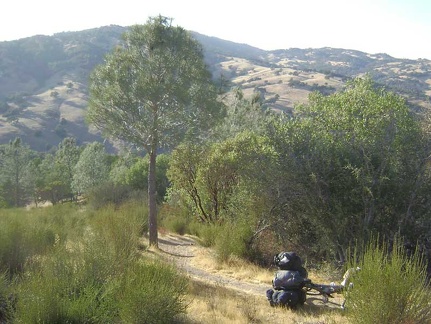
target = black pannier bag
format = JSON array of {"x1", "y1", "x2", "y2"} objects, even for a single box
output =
[
  {"x1": 272, "y1": 270, "x2": 305, "y2": 290},
  {"x1": 273, "y1": 251, "x2": 302, "y2": 271},
  {"x1": 266, "y1": 288, "x2": 306, "y2": 308},
  {"x1": 267, "y1": 251, "x2": 308, "y2": 308},
  {"x1": 273, "y1": 251, "x2": 308, "y2": 278}
]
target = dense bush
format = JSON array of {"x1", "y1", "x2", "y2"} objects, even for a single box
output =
[
  {"x1": 345, "y1": 237, "x2": 431, "y2": 324},
  {"x1": 0, "y1": 272, "x2": 14, "y2": 323},
  {"x1": 86, "y1": 181, "x2": 135, "y2": 209},
  {"x1": 215, "y1": 220, "x2": 255, "y2": 263},
  {"x1": 118, "y1": 262, "x2": 188, "y2": 323},
  {"x1": 1, "y1": 202, "x2": 188, "y2": 323}
]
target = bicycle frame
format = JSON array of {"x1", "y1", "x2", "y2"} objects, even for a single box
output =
[
  {"x1": 302, "y1": 267, "x2": 359, "y2": 308},
  {"x1": 304, "y1": 280, "x2": 344, "y2": 304}
]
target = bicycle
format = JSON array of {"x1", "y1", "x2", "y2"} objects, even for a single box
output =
[
  {"x1": 267, "y1": 267, "x2": 359, "y2": 309},
  {"x1": 303, "y1": 267, "x2": 359, "y2": 308},
  {"x1": 303, "y1": 278, "x2": 345, "y2": 307}
]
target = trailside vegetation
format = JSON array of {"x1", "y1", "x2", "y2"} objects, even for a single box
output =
[
  {"x1": 86, "y1": 15, "x2": 225, "y2": 247},
  {"x1": 0, "y1": 203, "x2": 188, "y2": 323},
  {"x1": 0, "y1": 17, "x2": 431, "y2": 322},
  {"x1": 345, "y1": 237, "x2": 431, "y2": 324}
]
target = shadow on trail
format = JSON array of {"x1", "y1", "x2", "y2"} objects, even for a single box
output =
[{"x1": 279, "y1": 296, "x2": 345, "y2": 318}]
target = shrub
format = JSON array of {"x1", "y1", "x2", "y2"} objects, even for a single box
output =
[
  {"x1": 188, "y1": 222, "x2": 221, "y2": 247},
  {"x1": 14, "y1": 202, "x2": 186, "y2": 323},
  {"x1": 88, "y1": 201, "x2": 146, "y2": 264},
  {"x1": 215, "y1": 220, "x2": 254, "y2": 263},
  {"x1": 345, "y1": 237, "x2": 431, "y2": 324},
  {"x1": 0, "y1": 220, "x2": 27, "y2": 276},
  {"x1": 86, "y1": 182, "x2": 136, "y2": 210},
  {"x1": 159, "y1": 204, "x2": 191, "y2": 235},
  {"x1": 14, "y1": 246, "x2": 118, "y2": 323},
  {"x1": 0, "y1": 272, "x2": 14, "y2": 323},
  {"x1": 0, "y1": 205, "x2": 86, "y2": 277},
  {"x1": 118, "y1": 261, "x2": 188, "y2": 323},
  {"x1": 162, "y1": 216, "x2": 189, "y2": 235}
]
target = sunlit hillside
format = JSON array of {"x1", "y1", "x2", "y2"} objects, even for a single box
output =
[{"x1": 0, "y1": 26, "x2": 430, "y2": 151}]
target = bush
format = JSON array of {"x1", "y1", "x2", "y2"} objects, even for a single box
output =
[
  {"x1": 0, "y1": 220, "x2": 28, "y2": 276},
  {"x1": 345, "y1": 237, "x2": 431, "y2": 324},
  {"x1": 118, "y1": 261, "x2": 188, "y2": 323},
  {"x1": 159, "y1": 204, "x2": 191, "y2": 235},
  {"x1": 86, "y1": 182, "x2": 136, "y2": 210},
  {"x1": 13, "y1": 202, "x2": 187, "y2": 323},
  {"x1": 215, "y1": 220, "x2": 254, "y2": 263},
  {"x1": 0, "y1": 272, "x2": 14, "y2": 323},
  {"x1": 88, "y1": 201, "x2": 147, "y2": 263},
  {"x1": 14, "y1": 246, "x2": 119, "y2": 323},
  {"x1": 188, "y1": 222, "x2": 221, "y2": 247}
]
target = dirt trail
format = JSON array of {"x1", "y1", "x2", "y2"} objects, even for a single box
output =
[
  {"x1": 156, "y1": 232, "x2": 269, "y2": 298},
  {"x1": 150, "y1": 232, "x2": 345, "y2": 309}
]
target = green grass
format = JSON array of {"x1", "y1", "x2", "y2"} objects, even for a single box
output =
[
  {"x1": 0, "y1": 200, "x2": 189, "y2": 323},
  {"x1": 345, "y1": 237, "x2": 431, "y2": 324}
]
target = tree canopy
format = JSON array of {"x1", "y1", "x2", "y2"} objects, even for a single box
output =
[
  {"x1": 267, "y1": 77, "x2": 428, "y2": 259},
  {"x1": 86, "y1": 15, "x2": 225, "y2": 246}
]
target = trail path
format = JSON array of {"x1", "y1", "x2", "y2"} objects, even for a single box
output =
[
  {"x1": 156, "y1": 232, "x2": 269, "y2": 298},
  {"x1": 149, "y1": 232, "x2": 345, "y2": 310}
]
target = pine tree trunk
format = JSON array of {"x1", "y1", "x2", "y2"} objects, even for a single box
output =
[{"x1": 148, "y1": 148, "x2": 158, "y2": 247}]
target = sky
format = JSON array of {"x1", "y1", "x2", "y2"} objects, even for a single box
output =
[{"x1": 1, "y1": 0, "x2": 430, "y2": 60}]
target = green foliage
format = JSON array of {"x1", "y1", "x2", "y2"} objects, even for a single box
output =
[
  {"x1": 187, "y1": 222, "x2": 222, "y2": 247},
  {"x1": 72, "y1": 142, "x2": 109, "y2": 194},
  {"x1": 0, "y1": 210, "x2": 58, "y2": 276},
  {"x1": 346, "y1": 238, "x2": 431, "y2": 324},
  {"x1": 86, "y1": 181, "x2": 135, "y2": 210},
  {"x1": 125, "y1": 154, "x2": 170, "y2": 201},
  {"x1": 15, "y1": 246, "x2": 118, "y2": 323},
  {"x1": 88, "y1": 201, "x2": 146, "y2": 263},
  {"x1": 0, "y1": 272, "x2": 14, "y2": 323},
  {"x1": 2, "y1": 202, "x2": 185, "y2": 323},
  {"x1": 0, "y1": 219, "x2": 28, "y2": 276},
  {"x1": 166, "y1": 141, "x2": 208, "y2": 221},
  {"x1": 159, "y1": 204, "x2": 191, "y2": 235},
  {"x1": 117, "y1": 262, "x2": 188, "y2": 323},
  {"x1": 35, "y1": 153, "x2": 63, "y2": 204},
  {"x1": 87, "y1": 16, "x2": 225, "y2": 152},
  {"x1": 215, "y1": 220, "x2": 254, "y2": 262},
  {"x1": 54, "y1": 137, "x2": 80, "y2": 198},
  {"x1": 168, "y1": 131, "x2": 277, "y2": 224},
  {"x1": 214, "y1": 87, "x2": 270, "y2": 140},
  {"x1": 108, "y1": 150, "x2": 138, "y2": 185},
  {"x1": 267, "y1": 76, "x2": 429, "y2": 261},
  {"x1": 0, "y1": 137, "x2": 34, "y2": 207}
]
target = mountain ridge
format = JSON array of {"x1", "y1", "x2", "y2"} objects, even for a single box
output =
[{"x1": 0, "y1": 25, "x2": 430, "y2": 152}]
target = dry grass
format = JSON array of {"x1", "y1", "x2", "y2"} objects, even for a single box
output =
[
  {"x1": 187, "y1": 244, "x2": 342, "y2": 287},
  {"x1": 145, "y1": 232, "x2": 349, "y2": 323},
  {"x1": 189, "y1": 249, "x2": 273, "y2": 285},
  {"x1": 183, "y1": 281, "x2": 348, "y2": 324}
]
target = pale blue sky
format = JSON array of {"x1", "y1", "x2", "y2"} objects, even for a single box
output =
[{"x1": 1, "y1": 0, "x2": 430, "y2": 60}]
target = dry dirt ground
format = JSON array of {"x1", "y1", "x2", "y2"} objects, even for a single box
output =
[
  {"x1": 143, "y1": 232, "x2": 347, "y2": 323},
  {"x1": 155, "y1": 232, "x2": 270, "y2": 298}
]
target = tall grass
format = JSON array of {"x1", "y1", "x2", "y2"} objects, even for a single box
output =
[
  {"x1": 0, "y1": 205, "x2": 75, "y2": 277},
  {"x1": 345, "y1": 237, "x2": 431, "y2": 324},
  {"x1": 118, "y1": 261, "x2": 188, "y2": 323},
  {"x1": 0, "y1": 272, "x2": 14, "y2": 323},
  {"x1": 1, "y1": 200, "x2": 189, "y2": 323},
  {"x1": 214, "y1": 220, "x2": 255, "y2": 263}
]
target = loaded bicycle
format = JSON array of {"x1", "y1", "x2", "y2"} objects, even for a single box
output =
[{"x1": 266, "y1": 251, "x2": 358, "y2": 309}]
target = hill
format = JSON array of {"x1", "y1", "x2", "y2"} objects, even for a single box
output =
[{"x1": 0, "y1": 25, "x2": 430, "y2": 151}]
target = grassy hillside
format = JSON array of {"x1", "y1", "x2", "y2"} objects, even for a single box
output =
[{"x1": 0, "y1": 26, "x2": 430, "y2": 151}]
